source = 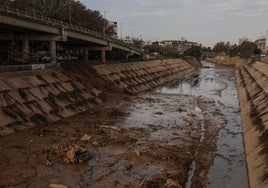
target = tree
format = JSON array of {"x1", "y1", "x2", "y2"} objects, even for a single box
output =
[
  {"x1": 239, "y1": 41, "x2": 260, "y2": 58},
  {"x1": 201, "y1": 46, "x2": 211, "y2": 52},
  {"x1": 184, "y1": 45, "x2": 202, "y2": 60},
  {"x1": 132, "y1": 38, "x2": 143, "y2": 49},
  {"x1": 212, "y1": 41, "x2": 231, "y2": 53},
  {"x1": 143, "y1": 42, "x2": 161, "y2": 53},
  {"x1": 1, "y1": 0, "x2": 108, "y2": 32},
  {"x1": 228, "y1": 44, "x2": 239, "y2": 57}
]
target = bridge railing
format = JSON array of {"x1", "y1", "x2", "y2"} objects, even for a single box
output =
[{"x1": 0, "y1": 5, "x2": 142, "y2": 53}]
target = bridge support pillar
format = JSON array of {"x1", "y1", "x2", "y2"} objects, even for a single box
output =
[
  {"x1": 101, "y1": 50, "x2": 106, "y2": 63},
  {"x1": 22, "y1": 37, "x2": 29, "y2": 61},
  {"x1": 84, "y1": 48, "x2": 89, "y2": 60},
  {"x1": 50, "y1": 41, "x2": 56, "y2": 63}
]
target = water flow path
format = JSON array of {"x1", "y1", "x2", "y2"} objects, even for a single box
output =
[{"x1": 154, "y1": 61, "x2": 248, "y2": 188}]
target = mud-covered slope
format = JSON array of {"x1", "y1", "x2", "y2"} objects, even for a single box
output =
[{"x1": 0, "y1": 58, "x2": 200, "y2": 136}]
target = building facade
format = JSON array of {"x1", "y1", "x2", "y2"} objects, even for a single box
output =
[
  {"x1": 255, "y1": 36, "x2": 267, "y2": 54},
  {"x1": 160, "y1": 40, "x2": 201, "y2": 55},
  {"x1": 239, "y1": 37, "x2": 250, "y2": 45}
]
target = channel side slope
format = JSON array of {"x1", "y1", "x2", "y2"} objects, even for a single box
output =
[
  {"x1": 0, "y1": 69, "x2": 103, "y2": 136},
  {"x1": 212, "y1": 55, "x2": 268, "y2": 188},
  {"x1": 236, "y1": 61, "x2": 268, "y2": 188},
  {"x1": 0, "y1": 58, "x2": 200, "y2": 136},
  {"x1": 93, "y1": 57, "x2": 200, "y2": 94}
]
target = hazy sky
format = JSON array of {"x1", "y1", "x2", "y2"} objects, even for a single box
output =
[{"x1": 80, "y1": 0, "x2": 268, "y2": 47}]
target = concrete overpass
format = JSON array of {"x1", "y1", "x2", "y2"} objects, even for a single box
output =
[{"x1": 0, "y1": 5, "x2": 142, "y2": 63}]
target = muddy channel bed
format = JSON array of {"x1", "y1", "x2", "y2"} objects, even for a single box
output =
[{"x1": 0, "y1": 62, "x2": 248, "y2": 188}]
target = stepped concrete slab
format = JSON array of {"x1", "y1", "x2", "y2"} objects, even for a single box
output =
[
  {"x1": 214, "y1": 56, "x2": 268, "y2": 188},
  {"x1": 0, "y1": 69, "x2": 104, "y2": 136},
  {"x1": 0, "y1": 58, "x2": 199, "y2": 136}
]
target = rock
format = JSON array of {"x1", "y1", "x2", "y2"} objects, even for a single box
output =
[
  {"x1": 176, "y1": 108, "x2": 186, "y2": 113},
  {"x1": 80, "y1": 134, "x2": 91, "y2": 142},
  {"x1": 134, "y1": 148, "x2": 141, "y2": 156},
  {"x1": 124, "y1": 163, "x2": 133, "y2": 170},
  {"x1": 49, "y1": 184, "x2": 67, "y2": 188},
  {"x1": 155, "y1": 111, "x2": 164, "y2": 115},
  {"x1": 165, "y1": 179, "x2": 182, "y2": 188},
  {"x1": 111, "y1": 179, "x2": 118, "y2": 186},
  {"x1": 160, "y1": 168, "x2": 166, "y2": 172},
  {"x1": 100, "y1": 125, "x2": 122, "y2": 132},
  {"x1": 92, "y1": 142, "x2": 100, "y2": 147}
]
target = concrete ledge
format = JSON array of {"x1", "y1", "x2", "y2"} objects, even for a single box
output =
[{"x1": 0, "y1": 63, "x2": 60, "y2": 73}]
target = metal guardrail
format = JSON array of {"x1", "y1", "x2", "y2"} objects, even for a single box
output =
[{"x1": 0, "y1": 5, "x2": 142, "y2": 53}]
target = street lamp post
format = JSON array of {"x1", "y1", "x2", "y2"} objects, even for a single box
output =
[
  {"x1": 69, "y1": 0, "x2": 72, "y2": 24},
  {"x1": 103, "y1": 11, "x2": 107, "y2": 35},
  {"x1": 69, "y1": 0, "x2": 77, "y2": 24},
  {"x1": 140, "y1": 35, "x2": 143, "y2": 50},
  {"x1": 120, "y1": 22, "x2": 123, "y2": 40}
]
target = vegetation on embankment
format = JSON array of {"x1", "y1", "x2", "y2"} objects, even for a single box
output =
[
  {"x1": 212, "y1": 55, "x2": 268, "y2": 188},
  {"x1": 212, "y1": 41, "x2": 261, "y2": 58},
  {"x1": 0, "y1": 58, "x2": 200, "y2": 136}
]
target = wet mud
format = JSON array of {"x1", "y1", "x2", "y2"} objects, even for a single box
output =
[{"x1": 0, "y1": 61, "x2": 248, "y2": 187}]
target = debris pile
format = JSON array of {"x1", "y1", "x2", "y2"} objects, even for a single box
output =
[{"x1": 53, "y1": 142, "x2": 89, "y2": 164}]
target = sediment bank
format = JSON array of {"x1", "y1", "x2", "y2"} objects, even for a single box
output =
[
  {"x1": 0, "y1": 57, "x2": 200, "y2": 136},
  {"x1": 212, "y1": 55, "x2": 268, "y2": 188}
]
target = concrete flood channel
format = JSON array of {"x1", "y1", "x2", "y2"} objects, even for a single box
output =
[
  {"x1": 115, "y1": 61, "x2": 248, "y2": 187},
  {"x1": 0, "y1": 60, "x2": 249, "y2": 187}
]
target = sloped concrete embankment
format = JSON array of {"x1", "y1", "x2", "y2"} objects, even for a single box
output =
[
  {"x1": 236, "y1": 61, "x2": 268, "y2": 188},
  {"x1": 213, "y1": 56, "x2": 268, "y2": 188},
  {"x1": 0, "y1": 58, "x2": 200, "y2": 136},
  {"x1": 0, "y1": 69, "x2": 103, "y2": 136},
  {"x1": 209, "y1": 55, "x2": 251, "y2": 68},
  {"x1": 93, "y1": 57, "x2": 200, "y2": 94}
]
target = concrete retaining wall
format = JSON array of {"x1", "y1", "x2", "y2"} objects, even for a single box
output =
[
  {"x1": 213, "y1": 56, "x2": 268, "y2": 187},
  {"x1": 93, "y1": 57, "x2": 200, "y2": 94},
  {"x1": 0, "y1": 70, "x2": 103, "y2": 136},
  {"x1": 209, "y1": 55, "x2": 251, "y2": 68},
  {"x1": 236, "y1": 61, "x2": 268, "y2": 188},
  {"x1": 0, "y1": 58, "x2": 200, "y2": 136}
]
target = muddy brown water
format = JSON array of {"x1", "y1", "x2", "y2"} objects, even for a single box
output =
[{"x1": 154, "y1": 61, "x2": 248, "y2": 188}]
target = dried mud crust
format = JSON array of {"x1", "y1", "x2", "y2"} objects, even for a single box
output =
[{"x1": 0, "y1": 92, "x2": 226, "y2": 188}]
